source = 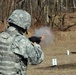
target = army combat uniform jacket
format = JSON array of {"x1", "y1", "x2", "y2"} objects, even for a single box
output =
[{"x1": 0, "y1": 28, "x2": 44, "y2": 75}]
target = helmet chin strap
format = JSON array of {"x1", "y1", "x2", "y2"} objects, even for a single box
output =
[
  {"x1": 25, "y1": 27, "x2": 28, "y2": 34},
  {"x1": 26, "y1": 30, "x2": 28, "y2": 34}
]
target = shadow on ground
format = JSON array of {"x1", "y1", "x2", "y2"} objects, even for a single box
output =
[{"x1": 35, "y1": 63, "x2": 76, "y2": 70}]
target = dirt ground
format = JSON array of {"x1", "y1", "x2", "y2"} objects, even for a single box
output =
[{"x1": 27, "y1": 30, "x2": 76, "y2": 75}]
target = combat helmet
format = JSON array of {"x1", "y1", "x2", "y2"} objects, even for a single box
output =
[{"x1": 7, "y1": 9, "x2": 31, "y2": 30}]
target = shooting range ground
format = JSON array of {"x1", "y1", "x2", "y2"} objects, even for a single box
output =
[{"x1": 27, "y1": 31, "x2": 76, "y2": 75}]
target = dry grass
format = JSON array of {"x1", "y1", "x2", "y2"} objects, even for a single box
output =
[{"x1": 27, "y1": 30, "x2": 76, "y2": 75}]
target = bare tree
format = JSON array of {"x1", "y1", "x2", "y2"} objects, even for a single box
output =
[{"x1": 0, "y1": 0, "x2": 76, "y2": 31}]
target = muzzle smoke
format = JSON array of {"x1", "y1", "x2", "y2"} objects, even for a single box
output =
[{"x1": 34, "y1": 26, "x2": 55, "y2": 46}]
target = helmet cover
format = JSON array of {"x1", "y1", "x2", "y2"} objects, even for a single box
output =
[{"x1": 7, "y1": 9, "x2": 31, "y2": 30}]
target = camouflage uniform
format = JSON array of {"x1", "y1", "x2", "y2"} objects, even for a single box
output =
[{"x1": 0, "y1": 10, "x2": 44, "y2": 75}]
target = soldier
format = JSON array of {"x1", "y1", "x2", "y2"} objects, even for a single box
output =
[{"x1": 0, "y1": 9, "x2": 44, "y2": 75}]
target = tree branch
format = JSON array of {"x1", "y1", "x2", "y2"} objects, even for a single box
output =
[{"x1": 63, "y1": 23, "x2": 76, "y2": 31}]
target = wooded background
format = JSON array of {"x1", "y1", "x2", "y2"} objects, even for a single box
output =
[{"x1": 0, "y1": 0, "x2": 76, "y2": 31}]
